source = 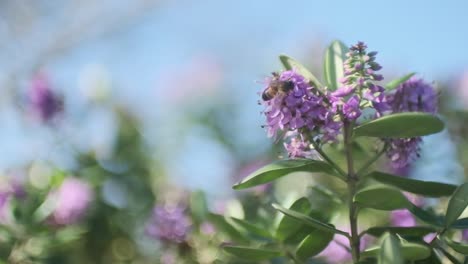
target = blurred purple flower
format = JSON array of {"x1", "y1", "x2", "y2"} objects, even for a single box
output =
[
  {"x1": 463, "y1": 230, "x2": 468, "y2": 241},
  {"x1": 318, "y1": 225, "x2": 370, "y2": 263},
  {"x1": 261, "y1": 70, "x2": 341, "y2": 141},
  {"x1": 146, "y1": 204, "x2": 191, "y2": 243},
  {"x1": 385, "y1": 78, "x2": 438, "y2": 169},
  {"x1": 28, "y1": 72, "x2": 63, "y2": 123},
  {"x1": 387, "y1": 77, "x2": 437, "y2": 114},
  {"x1": 49, "y1": 178, "x2": 94, "y2": 225},
  {"x1": 390, "y1": 193, "x2": 423, "y2": 227}
]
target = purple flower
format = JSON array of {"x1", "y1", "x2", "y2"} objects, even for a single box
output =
[
  {"x1": 387, "y1": 77, "x2": 437, "y2": 114},
  {"x1": 385, "y1": 78, "x2": 438, "y2": 169},
  {"x1": 462, "y1": 230, "x2": 468, "y2": 241},
  {"x1": 283, "y1": 136, "x2": 316, "y2": 159},
  {"x1": 342, "y1": 95, "x2": 362, "y2": 120},
  {"x1": 341, "y1": 42, "x2": 389, "y2": 117},
  {"x1": 49, "y1": 178, "x2": 94, "y2": 225},
  {"x1": 390, "y1": 209, "x2": 417, "y2": 227},
  {"x1": 386, "y1": 137, "x2": 422, "y2": 169},
  {"x1": 28, "y1": 72, "x2": 63, "y2": 123},
  {"x1": 261, "y1": 70, "x2": 341, "y2": 142},
  {"x1": 146, "y1": 204, "x2": 191, "y2": 243}
]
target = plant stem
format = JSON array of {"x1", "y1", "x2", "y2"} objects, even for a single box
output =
[
  {"x1": 355, "y1": 142, "x2": 388, "y2": 177},
  {"x1": 310, "y1": 140, "x2": 347, "y2": 179},
  {"x1": 343, "y1": 120, "x2": 360, "y2": 263}
]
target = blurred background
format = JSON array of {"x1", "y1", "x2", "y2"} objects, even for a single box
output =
[{"x1": 1, "y1": 0, "x2": 468, "y2": 263}]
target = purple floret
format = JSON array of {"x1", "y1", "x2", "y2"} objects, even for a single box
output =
[{"x1": 146, "y1": 204, "x2": 191, "y2": 243}]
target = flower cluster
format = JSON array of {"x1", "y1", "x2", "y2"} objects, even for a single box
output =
[
  {"x1": 260, "y1": 42, "x2": 438, "y2": 169},
  {"x1": 261, "y1": 70, "x2": 341, "y2": 157},
  {"x1": 28, "y1": 72, "x2": 63, "y2": 123},
  {"x1": 146, "y1": 204, "x2": 192, "y2": 243},
  {"x1": 334, "y1": 41, "x2": 389, "y2": 118},
  {"x1": 385, "y1": 78, "x2": 438, "y2": 168},
  {"x1": 48, "y1": 178, "x2": 94, "y2": 226}
]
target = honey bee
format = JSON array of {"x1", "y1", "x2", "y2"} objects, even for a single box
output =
[{"x1": 261, "y1": 72, "x2": 294, "y2": 101}]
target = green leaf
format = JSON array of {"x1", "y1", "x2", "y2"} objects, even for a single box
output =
[
  {"x1": 353, "y1": 112, "x2": 444, "y2": 138},
  {"x1": 354, "y1": 186, "x2": 410, "y2": 211},
  {"x1": 362, "y1": 242, "x2": 431, "y2": 261},
  {"x1": 407, "y1": 205, "x2": 444, "y2": 227},
  {"x1": 323, "y1": 40, "x2": 348, "y2": 91},
  {"x1": 207, "y1": 213, "x2": 249, "y2": 243},
  {"x1": 233, "y1": 159, "x2": 334, "y2": 190},
  {"x1": 385, "y1": 72, "x2": 416, "y2": 91},
  {"x1": 364, "y1": 226, "x2": 436, "y2": 238},
  {"x1": 230, "y1": 217, "x2": 273, "y2": 239},
  {"x1": 414, "y1": 250, "x2": 442, "y2": 264},
  {"x1": 450, "y1": 217, "x2": 468, "y2": 229},
  {"x1": 279, "y1": 55, "x2": 323, "y2": 88},
  {"x1": 296, "y1": 229, "x2": 334, "y2": 261},
  {"x1": 445, "y1": 183, "x2": 468, "y2": 227},
  {"x1": 378, "y1": 233, "x2": 403, "y2": 264},
  {"x1": 369, "y1": 171, "x2": 457, "y2": 197},
  {"x1": 190, "y1": 190, "x2": 208, "y2": 222},
  {"x1": 272, "y1": 203, "x2": 345, "y2": 236},
  {"x1": 445, "y1": 238, "x2": 468, "y2": 255},
  {"x1": 276, "y1": 197, "x2": 311, "y2": 241},
  {"x1": 223, "y1": 245, "x2": 283, "y2": 261}
]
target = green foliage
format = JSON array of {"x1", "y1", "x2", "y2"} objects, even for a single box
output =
[
  {"x1": 222, "y1": 245, "x2": 283, "y2": 261},
  {"x1": 445, "y1": 238, "x2": 468, "y2": 255},
  {"x1": 279, "y1": 54, "x2": 323, "y2": 88},
  {"x1": 363, "y1": 226, "x2": 436, "y2": 238},
  {"x1": 369, "y1": 171, "x2": 457, "y2": 197},
  {"x1": 354, "y1": 186, "x2": 410, "y2": 211},
  {"x1": 385, "y1": 72, "x2": 416, "y2": 90},
  {"x1": 445, "y1": 183, "x2": 468, "y2": 227},
  {"x1": 295, "y1": 229, "x2": 334, "y2": 261},
  {"x1": 354, "y1": 112, "x2": 444, "y2": 138},
  {"x1": 362, "y1": 241, "x2": 431, "y2": 261},
  {"x1": 272, "y1": 203, "x2": 345, "y2": 235},
  {"x1": 323, "y1": 40, "x2": 348, "y2": 91},
  {"x1": 275, "y1": 197, "x2": 313, "y2": 241},
  {"x1": 233, "y1": 159, "x2": 335, "y2": 190},
  {"x1": 378, "y1": 233, "x2": 403, "y2": 264}
]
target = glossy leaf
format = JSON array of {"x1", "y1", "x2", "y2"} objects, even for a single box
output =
[
  {"x1": 378, "y1": 233, "x2": 403, "y2": 264},
  {"x1": 445, "y1": 238, "x2": 468, "y2": 255},
  {"x1": 364, "y1": 226, "x2": 436, "y2": 238},
  {"x1": 276, "y1": 197, "x2": 312, "y2": 241},
  {"x1": 353, "y1": 112, "x2": 444, "y2": 138},
  {"x1": 272, "y1": 203, "x2": 345, "y2": 236},
  {"x1": 323, "y1": 40, "x2": 348, "y2": 90},
  {"x1": 230, "y1": 217, "x2": 272, "y2": 239},
  {"x1": 354, "y1": 186, "x2": 410, "y2": 211},
  {"x1": 385, "y1": 72, "x2": 416, "y2": 91},
  {"x1": 233, "y1": 159, "x2": 334, "y2": 190},
  {"x1": 445, "y1": 183, "x2": 468, "y2": 227},
  {"x1": 362, "y1": 242, "x2": 431, "y2": 261},
  {"x1": 369, "y1": 171, "x2": 457, "y2": 197},
  {"x1": 223, "y1": 245, "x2": 283, "y2": 261},
  {"x1": 279, "y1": 55, "x2": 323, "y2": 88},
  {"x1": 407, "y1": 205, "x2": 444, "y2": 227},
  {"x1": 296, "y1": 229, "x2": 334, "y2": 261}
]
